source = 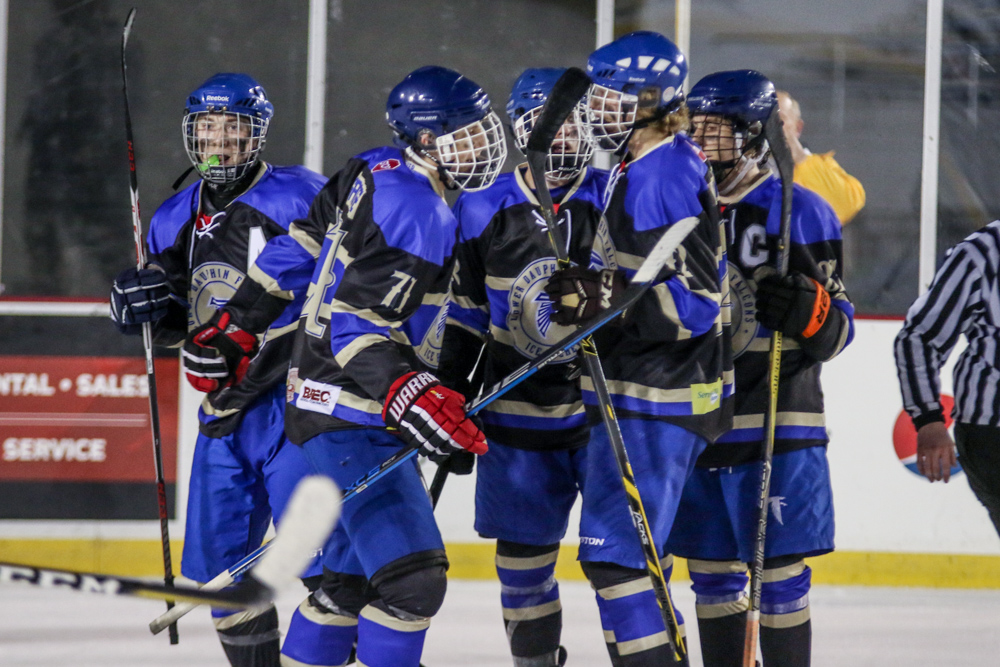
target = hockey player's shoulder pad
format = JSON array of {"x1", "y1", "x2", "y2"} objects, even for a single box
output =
[
  {"x1": 234, "y1": 163, "x2": 327, "y2": 229},
  {"x1": 362, "y1": 150, "x2": 457, "y2": 265},
  {"x1": 148, "y1": 181, "x2": 200, "y2": 255},
  {"x1": 453, "y1": 172, "x2": 519, "y2": 241},
  {"x1": 624, "y1": 135, "x2": 711, "y2": 232},
  {"x1": 788, "y1": 182, "x2": 842, "y2": 246},
  {"x1": 565, "y1": 166, "x2": 609, "y2": 212}
]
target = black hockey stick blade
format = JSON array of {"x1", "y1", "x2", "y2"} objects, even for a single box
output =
[
  {"x1": 763, "y1": 105, "x2": 793, "y2": 277},
  {"x1": 5, "y1": 476, "x2": 340, "y2": 610}
]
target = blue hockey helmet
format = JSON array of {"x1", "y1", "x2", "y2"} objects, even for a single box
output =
[
  {"x1": 386, "y1": 66, "x2": 507, "y2": 191},
  {"x1": 182, "y1": 73, "x2": 273, "y2": 185},
  {"x1": 688, "y1": 70, "x2": 777, "y2": 192},
  {"x1": 586, "y1": 31, "x2": 688, "y2": 150},
  {"x1": 687, "y1": 70, "x2": 776, "y2": 130},
  {"x1": 506, "y1": 68, "x2": 594, "y2": 182}
]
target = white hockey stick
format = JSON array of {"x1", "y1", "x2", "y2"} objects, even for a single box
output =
[{"x1": 2, "y1": 476, "x2": 339, "y2": 610}]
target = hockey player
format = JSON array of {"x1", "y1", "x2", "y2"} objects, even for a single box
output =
[
  {"x1": 228, "y1": 66, "x2": 503, "y2": 667},
  {"x1": 109, "y1": 73, "x2": 326, "y2": 667},
  {"x1": 666, "y1": 70, "x2": 855, "y2": 667},
  {"x1": 544, "y1": 32, "x2": 732, "y2": 666},
  {"x1": 437, "y1": 67, "x2": 607, "y2": 667}
]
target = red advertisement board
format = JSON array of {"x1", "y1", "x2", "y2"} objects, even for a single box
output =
[{"x1": 0, "y1": 356, "x2": 178, "y2": 483}]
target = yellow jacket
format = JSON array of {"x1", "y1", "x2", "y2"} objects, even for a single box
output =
[{"x1": 794, "y1": 151, "x2": 866, "y2": 225}]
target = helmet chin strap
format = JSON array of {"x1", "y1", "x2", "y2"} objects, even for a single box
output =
[{"x1": 405, "y1": 146, "x2": 458, "y2": 191}]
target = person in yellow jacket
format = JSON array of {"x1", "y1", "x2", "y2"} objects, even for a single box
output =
[{"x1": 777, "y1": 90, "x2": 866, "y2": 225}]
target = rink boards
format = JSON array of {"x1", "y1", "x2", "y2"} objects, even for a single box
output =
[{"x1": 1, "y1": 318, "x2": 998, "y2": 587}]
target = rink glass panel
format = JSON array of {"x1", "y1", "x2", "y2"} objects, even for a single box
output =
[{"x1": 0, "y1": 1, "x2": 594, "y2": 518}]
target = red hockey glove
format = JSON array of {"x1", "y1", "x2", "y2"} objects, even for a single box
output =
[
  {"x1": 544, "y1": 266, "x2": 626, "y2": 325},
  {"x1": 183, "y1": 311, "x2": 258, "y2": 392},
  {"x1": 382, "y1": 371, "x2": 488, "y2": 460},
  {"x1": 755, "y1": 272, "x2": 831, "y2": 339}
]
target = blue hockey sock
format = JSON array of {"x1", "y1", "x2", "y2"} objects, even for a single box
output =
[
  {"x1": 355, "y1": 602, "x2": 430, "y2": 667},
  {"x1": 279, "y1": 593, "x2": 357, "y2": 667}
]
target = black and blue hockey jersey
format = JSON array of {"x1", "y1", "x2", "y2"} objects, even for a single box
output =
[
  {"x1": 279, "y1": 147, "x2": 457, "y2": 445},
  {"x1": 146, "y1": 163, "x2": 326, "y2": 436},
  {"x1": 591, "y1": 133, "x2": 734, "y2": 443},
  {"x1": 440, "y1": 165, "x2": 611, "y2": 451},
  {"x1": 698, "y1": 174, "x2": 855, "y2": 468}
]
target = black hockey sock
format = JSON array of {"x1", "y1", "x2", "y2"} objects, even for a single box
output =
[
  {"x1": 760, "y1": 619, "x2": 811, "y2": 667},
  {"x1": 697, "y1": 612, "x2": 747, "y2": 667},
  {"x1": 213, "y1": 604, "x2": 281, "y2": 667}
]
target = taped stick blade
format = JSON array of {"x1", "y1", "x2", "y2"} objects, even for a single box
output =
[{"x1": 250, "y1": 476, "x2": 340, "y2": 591}]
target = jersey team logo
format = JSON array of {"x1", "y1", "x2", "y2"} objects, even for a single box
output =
[
  {"x1": 371, "y1": 158, "x2": 401, "y2": 172},
  {"x1": 726, "y1": 261, "x2": 759, "y2": 358},
  {"x1": 415, "y1": 305, "x2": 448, "y2": 369},
  {"x1": 892, "y1": 395, "x2": 963, "y2": 478},
  {"x1": 508, "y1": 258, "x2": 577, "y2": 363},
  {"x1": 188, "y1": 261, "x2": 245, "y2": 329}
]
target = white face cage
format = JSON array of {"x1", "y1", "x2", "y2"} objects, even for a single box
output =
[
  {"x1": 586, "y1": 84, "x2": 638, "y2": 151},
  {"x1": 182, "y1": 111, "x2": 269, "y2": 185},
  {"x1": 433, "y1": 111, "x2": 508, "y2": 192},
  {"x1": 512, "y1": 103, "x2": 595, "y2": 183}
]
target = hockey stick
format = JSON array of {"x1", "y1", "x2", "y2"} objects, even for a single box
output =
[
  {"x1": 2, "y1": 476, "x2": 340, "y2": 609},
  {"x1": 149, "y1": 218, "x2": 696, "y2": 634},
  {"x1": 742, "y1": 105, "x2": 794, "y2": 667},
  {"x1": 120, "y1": 7, "x2": 179, "y2": 645},
  {"x1": 526, "y1": 67, "x2": 685, "y2": 661}
]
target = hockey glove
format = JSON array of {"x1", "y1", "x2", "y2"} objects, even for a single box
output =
[
  {"x1": 755, "y1": 272, "x2": 831, "y2": 339},
  {"x1": 110, "y1": 266, "x2": 170, "y2": 335},
  {"x1": 382, "y1": 371, "x2": 488, "y2": 460},
  {"x1": 544, "y1": 266, "x2": 626, "y2": 326},
  {"x1": 182, "y1": 310, "x2": 258, "y2": 393}
]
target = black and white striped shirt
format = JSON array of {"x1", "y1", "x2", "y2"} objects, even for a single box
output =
[{"x1": 895, "y1": 220, "x2": 1000, "y2": 428}]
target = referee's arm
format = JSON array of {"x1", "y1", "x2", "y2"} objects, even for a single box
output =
[{"x1": 894, "y1": 243, "x2": 980, "y2": 427}]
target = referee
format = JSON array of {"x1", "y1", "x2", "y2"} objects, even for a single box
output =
[{"x1": 894, "y1": 220, "x2": 1000, "y2": 538}]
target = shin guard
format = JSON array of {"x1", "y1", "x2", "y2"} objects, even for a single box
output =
[
  {"x1": 212, "y1": 604, "x2": 281, "y2": 667},
  {"x1": 688, "y1": 559, "x2": 749, "y2": 667},
  {"x1": 495, "y1": 541, "x2": 564, "y2": 665},
  {"x1": 759, "y1": 559, "x2": 812, "y2": 667}
]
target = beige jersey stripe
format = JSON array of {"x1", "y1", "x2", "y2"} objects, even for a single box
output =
[
  {"x1": 289, "y1": 222, "x2": 323, "y2": 258},
  {"x1": 247, "y1": 264, "x2": 294, "y2": 301},
  {"x1": 333, "y1": 333, "x2": 389, "y2": 368}
]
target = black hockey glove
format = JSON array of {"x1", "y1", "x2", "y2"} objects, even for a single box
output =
[
  {"x1": 755, "y1": 272, "x2": 831, "y2": 339},
  {"x1": 544, "y1": 266, "x2": 626, "y2": 326},
  {"x1": 382, "y1": 371, "x2": 488, "y2": 461},
  {"x1": 110, "y1": 266, "x2": 170, "y2": 335},
  {"x1": 183, "y1": 310, "x2": 258, "y2": 393}
]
